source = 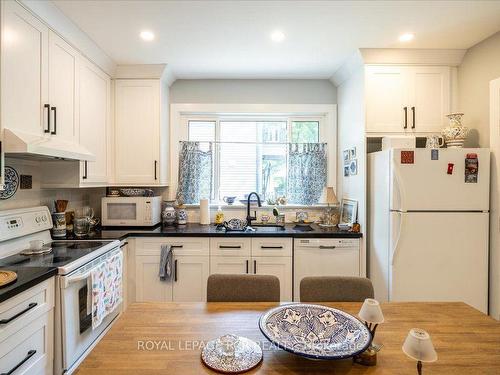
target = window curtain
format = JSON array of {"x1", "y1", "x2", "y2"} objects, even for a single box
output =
[
  {"x1": 176, "y1": 142, "x2": 212, "y2": 204},
  {"x1": 287, "y1": 143, "x2": 327, "y2": 205}
]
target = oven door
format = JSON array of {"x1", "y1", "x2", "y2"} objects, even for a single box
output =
[
  {"x1": 101, "y1": 197, "x2": 145, "y2": 226},
  {"x1": 59, "y1": 250, "x2": 122, "y2": 372}
]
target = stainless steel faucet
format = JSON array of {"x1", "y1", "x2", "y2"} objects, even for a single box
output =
[{"x1": 246, "y1": 192, "x2": 262, "y2": 227}]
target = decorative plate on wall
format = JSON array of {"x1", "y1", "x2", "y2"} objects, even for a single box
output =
[
  {"x1": 0, "y1": 166, "x2": 20, "y2": 200},
  {"x1": 259, "y1": 304, "x2": 371, "y2": 360}
]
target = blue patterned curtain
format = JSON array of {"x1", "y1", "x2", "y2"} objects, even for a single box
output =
[
  {"x1": 287, "y1": 143, "x2": 327, "y2": 205},
  {"x1": 176, "y1": 142, "x2": 212, "y2": 204}
]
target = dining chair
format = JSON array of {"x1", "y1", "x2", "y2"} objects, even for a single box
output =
[
  {"x1": 300, "y1": 276, "x2": 374, "y2": 302},
  {"x1": 207, "y1": 274, "x2": 280, "y2": 302}
]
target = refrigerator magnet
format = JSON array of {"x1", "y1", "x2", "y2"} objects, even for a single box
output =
[
  {"x1": 401, "y1": 151, "x2": 414, "y2": 164},
  {"x1": 447, "y1": 163, "x2": 454, "y2": 175},
  {"x1": 431, "y1": 149, "x2": 439, "y2": 160},
  {"x1": 465, "y1": 153, "x2": 478, "y2": 183}
]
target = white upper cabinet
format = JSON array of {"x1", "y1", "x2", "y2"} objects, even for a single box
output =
[
  {"x1": 114, "y1": 79, "x2": 167, "y2": 185},
  {"x1": 408, "y1": 66, "x2": 450, "y2": 133},
  {"x1": 78, "y1": 58, "x2": 111, "y2": 185},
  {"x1": 365, "y1": 65, "x2": 450, "y2": 134},
  {"x1": 48, "y1": 31, "x2": 79, "y2": 143},
  {"x1": 365, "y1": 66, "x2": 408, "y2": 133},
  {"x1": 1, "y1": 0, "x2": 49, "y2": 136}
]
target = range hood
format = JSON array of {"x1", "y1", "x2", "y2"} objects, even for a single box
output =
[{"x1": 3, "y1": 128, "x2": 96, "y2": 161}]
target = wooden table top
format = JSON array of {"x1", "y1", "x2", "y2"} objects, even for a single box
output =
[{"x1": 75, "y1": 302, "x2": 500, "y2": 374}]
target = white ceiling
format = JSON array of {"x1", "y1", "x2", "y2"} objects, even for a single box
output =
[{"x1": 53, "y1": 0, "x2": 500, "y2": 80}]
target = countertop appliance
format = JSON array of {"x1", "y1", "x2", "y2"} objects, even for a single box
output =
[
  {"x1": 293, "y1": 238, "x2": 361, "y2": 301},
  {"x1": 0, "y1": 206, "x2": 122, "y2": 374},
  {"x1": 101, "y1": 196, "x2": 162, "y2": 226},
  {"x1": 368, "y1": 148, "x2": 490, "y2": 313}
]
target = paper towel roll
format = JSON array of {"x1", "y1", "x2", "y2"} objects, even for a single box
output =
[{"x1": 200, "y1": 199, "x2": 210, "y2": 225}]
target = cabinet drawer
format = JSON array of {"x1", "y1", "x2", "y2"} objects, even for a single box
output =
[
  {"x1": 135, "y1": 237, "x2": 209, "y2": 256},
  {"x1": 0, "y1": 278, "x2": 54, "y2": 341},
  {"x1": 210, "y1": 238, "x2": 251, "y2": 257},
  {"x1": 251, "y1": 238, "x2": 292, "y2": 257},
  {"x1": 0, "y1": 311, "x2": 53, "y2": 375},
  {"x1": 210, "y1": 256, "x2": 250, "y2": 275}
]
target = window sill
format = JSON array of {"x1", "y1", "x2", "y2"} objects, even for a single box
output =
[{"x1": 183, "y1": 203, "x2": 331, "y2": 209}]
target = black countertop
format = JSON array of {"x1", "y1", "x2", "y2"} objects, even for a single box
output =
[
  {"x1": 60, "y1": 223, "x2": 362, "y2": 241},
  {"x1": 0, "y1": 266, "x2": 57, "y2": 303}
]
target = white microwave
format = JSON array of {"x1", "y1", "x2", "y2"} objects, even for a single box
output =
[{"x1": 101, "y1": 196, "x2": 162, "y2": 226}]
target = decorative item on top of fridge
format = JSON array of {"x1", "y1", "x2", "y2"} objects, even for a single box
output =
[{"x1": 442, "y1": 112, "x2": 469, "y2": 148}]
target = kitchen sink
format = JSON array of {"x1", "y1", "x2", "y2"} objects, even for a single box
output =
[{"x1": 248, "y1": 225, "x2": 286, "y2": 232}]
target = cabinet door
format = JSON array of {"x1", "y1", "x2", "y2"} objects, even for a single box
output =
[
  {"x1": 48, "y1": 31, "x2": 79, "y2": 143},
  {"x1": 252, "y1": 256, "x2": 292, "y2": 301},
  {"x1": 79, "y1": 58, "x2": 110, "y2": 184},
  {"x1": 210, "y1": 256, "x2": 250, "y2": 275},
  {"x1": 114, "y1": 80, "x2": 160, "y2": 184},
  {"x1": 365, "y1": 65, "x2": 409, "y2": 133},
  {"x1": 408, "y1": 66, "x2": 450, "y2": 132},
  {"x1": 135, "y1": 255, "x2": 172, "y2": 302},
  {"x1": 172, "y1": 256, "x2": 209, "y2": 302},
  {"x1": 1, "y1": 0, "x2": 49, "y2": 136}
]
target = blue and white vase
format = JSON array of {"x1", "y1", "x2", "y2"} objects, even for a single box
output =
[
  {"x1": 176, "y1": 206, "x2": 188, "y2": 225},
  {"x1": 162, "y1": 201, "x2": 176, "y2": 226}
]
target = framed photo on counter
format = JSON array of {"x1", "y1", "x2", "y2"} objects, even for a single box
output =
[{"x1": 340, "y1": 198, "x2": 358, "y2": 225}]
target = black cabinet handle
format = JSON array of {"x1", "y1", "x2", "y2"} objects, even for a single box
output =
[
  {"x1": 44, "y1": 104, "x2": 50, "y2": 133},
  {"x1": 1, "y1": 349, "x2": 36, "y2": 375},
  {"x1": 50, "y1": 107, "x2": 57, "y2": 135},
  {"x1": 319, "y1": 245, "x2": 336, "y2": 250},
  {"x1": 411, "y1": 106, "x2": 416, "y2": 129},
  {"x1": 171, "y1": 245, "x2": 183, "y2": 249},
  {"x1": 219, "y1": 245, "x2": 242, "y2": 249},
  {"x1": 403, "y1": 107, "x2": 408, "y2": 129},
  {"x1": 120, "y1": 242, "x2": 129, "y2": 248},
  {"x1": 154, "y1": 160, "x2": 158, "y2": 180},
  {"x1": 83, "y1": 161, "x2": 88, "y2": 179},
  {"x1": 260, "y1": 246, "x2": 283, "y2": 249},
  {"x1": 0, "y1": 302, "x2": 37, "y2": 325},
  {"x1": 174, "y1": 259, "x2": 178, "y2": 282},
  {"x1": 253, "y1": 260, "x2": 257, "y2": 274},
  {"x1": 246, "y1": 260, "x2": 249, "y2": 274}
]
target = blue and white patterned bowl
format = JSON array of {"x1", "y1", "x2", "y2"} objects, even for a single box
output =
[{"x1": 259, "y1": 304, "x2": 371, "y2": 360}]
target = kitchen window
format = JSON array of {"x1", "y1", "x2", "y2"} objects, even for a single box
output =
[{"x1": 187, "y1": 117, "x2": 322, "y2": 202}]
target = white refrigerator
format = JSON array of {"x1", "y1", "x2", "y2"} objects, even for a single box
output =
[{"x1": 368, "y1": 148, "x2": 490, "y2": 313}]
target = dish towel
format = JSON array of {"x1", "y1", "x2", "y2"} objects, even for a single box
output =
[
  {"x1": 91, "y1": 251, "x2": 123, "y2": 330},
  {"x1": 159, "y1": 244, "x2": 173, "y2": 281}
]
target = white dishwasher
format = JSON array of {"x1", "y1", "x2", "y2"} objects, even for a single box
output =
[{"x1": 293, "y1": 238, "x2": 360, "y2": 301}]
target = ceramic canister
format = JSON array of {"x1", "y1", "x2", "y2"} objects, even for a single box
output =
[
  {"x1": 52, "y1": 212, "x2": 67, "y2": 237},
  {"x1": 176, "y1": 207, "x2": 188, "y2": 225},
  {"x1": 162, "y1": 201, "x2": 177, "y2": 226}
]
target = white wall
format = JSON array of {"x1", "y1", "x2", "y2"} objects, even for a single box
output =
[
  {"x1": 458, "y1": 31, "x2": 500, "y2": 147},
  {"x1": 336, "y1": 67, "x2": 366, "y2": 276},
  {"x1": 170, "y1": 79, "x2": 337, "y2": 104}
]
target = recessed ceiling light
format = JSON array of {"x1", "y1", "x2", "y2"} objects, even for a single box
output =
[
  {"x1": 399, "y1": 33, "x2": 415, "y2": 42},
  {"x1": 140, "y1": 30, "x2": 155, "y2": 41},
  {"x1": 270, "y1": 30, "x2": 285, "y2": 43}
]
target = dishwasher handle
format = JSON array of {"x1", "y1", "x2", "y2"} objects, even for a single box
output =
[{"x1": 318, "y1": 245, "x2": 337, "y2": 249}]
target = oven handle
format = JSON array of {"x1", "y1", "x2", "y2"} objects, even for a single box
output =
[{"x1": 62, "y1": 248, "x2": 122, "y2": 288}]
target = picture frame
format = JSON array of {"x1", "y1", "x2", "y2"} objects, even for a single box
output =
[
  {"x1": 349, "y1": 147, "x2": 357, "y2": 160},
  {"x1": 343, "y1": 150, "x2": 350, "y2": 162},
  {"x1": 343, "y1": 165, "x2": 350, "y2": 177},
  {"x1": 349, "y1": 159, "x2": 358, "y2": 176},
  {"x1": 340, "y1": 198, "x2": 358, "y2": 225}
]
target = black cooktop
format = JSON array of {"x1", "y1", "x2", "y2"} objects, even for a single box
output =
[{"x1": 0, "y1": 241, "x2": 112, "y2": 269}]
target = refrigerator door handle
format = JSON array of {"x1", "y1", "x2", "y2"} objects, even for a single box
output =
[
  {"x1": 391, "y1": 212, "x2": 404, "y2": 266},
  {"x1": 392, "y1": 160, "x2": 406, "y2": 211}
]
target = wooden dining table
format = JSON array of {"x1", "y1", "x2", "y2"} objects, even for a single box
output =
[{"x1": 75, "y1": 302, "x2": 500, "y2": 374}]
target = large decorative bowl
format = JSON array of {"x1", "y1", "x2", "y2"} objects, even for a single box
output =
[{"x1": 259, "y1": 304, "x2": 371, "y2": 360}]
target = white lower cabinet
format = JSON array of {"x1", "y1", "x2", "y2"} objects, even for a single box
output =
[
  {"x1": 134, "y1": 237, "x2": 209, "y2": 302},
  {"x1": 209, "y1": 238, "x2": 293, "y2": 301},
  {"x1": 172, "y1": 256, "x2": 209, "y2": 302},
  {"x1": 253, "y1": 256, "x2": 292, "y2": 301},
  {"x1": 0, "y1": 278, "x2": 54, "y2": 375}
]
